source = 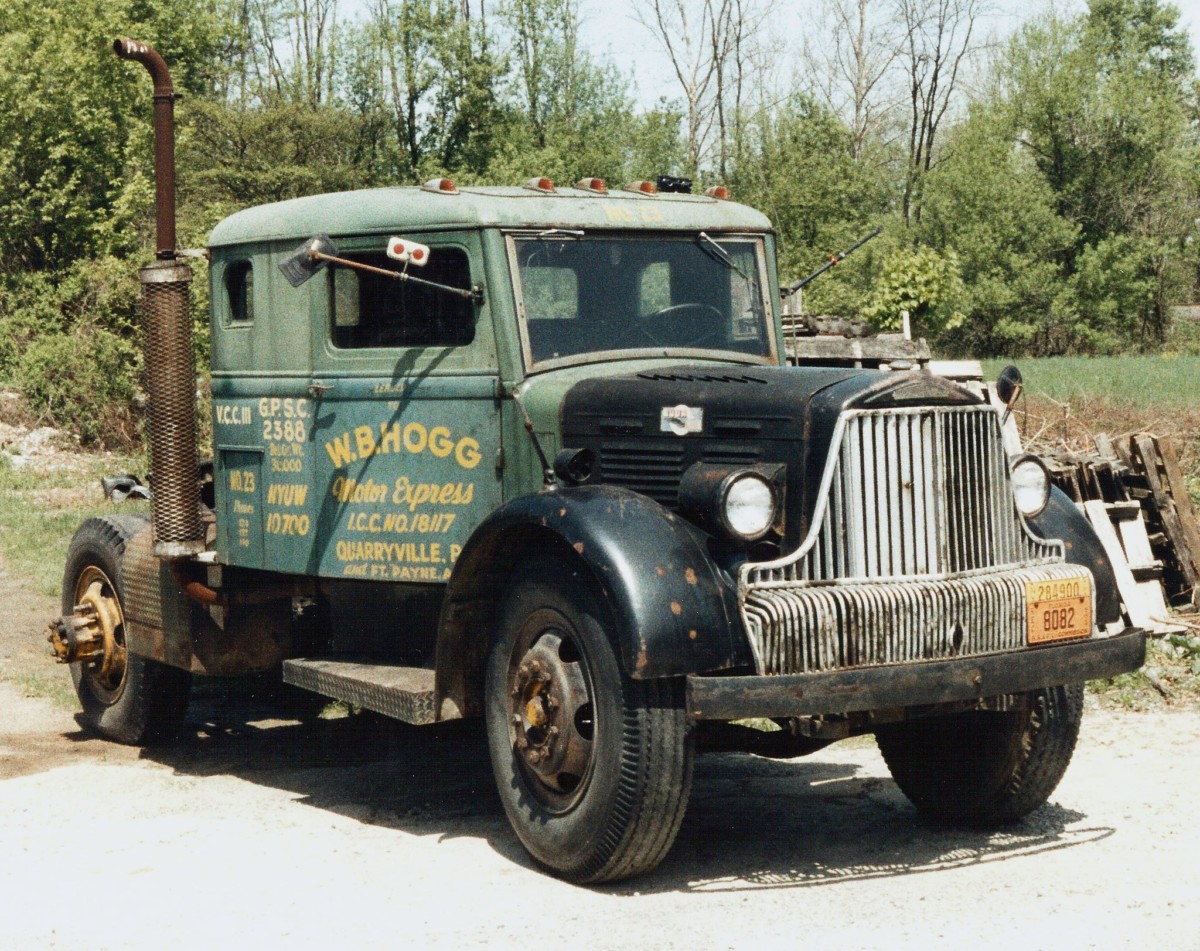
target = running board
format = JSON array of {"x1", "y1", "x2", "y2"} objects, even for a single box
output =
[{"x1": 283, "y1": 658, "x2": 437, "y2": 725}]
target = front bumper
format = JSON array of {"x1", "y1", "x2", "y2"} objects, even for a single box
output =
[{"x1": 686, "y1": 627, "x2": 1146, "y2": 720}]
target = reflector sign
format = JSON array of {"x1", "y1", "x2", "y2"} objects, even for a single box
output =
[{"x1": 387, "y1": 237, "x2": 431, "y2": 266}]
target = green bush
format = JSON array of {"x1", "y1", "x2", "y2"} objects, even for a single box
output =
[{"x1": 16, "y1": 328, "x2": 139, "y2": 448}]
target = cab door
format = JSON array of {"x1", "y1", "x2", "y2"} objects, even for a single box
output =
[
  {"x1": 296, "y1": 229, "x2": 502, "y2": 583},
  {"x1": 211, "y1": 241, "x2": 314, "y2": 570}
]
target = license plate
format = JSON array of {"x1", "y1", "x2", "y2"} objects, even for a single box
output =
[{"x1": 1026, "y1": 575, "x2": 1092, "y2": 644}]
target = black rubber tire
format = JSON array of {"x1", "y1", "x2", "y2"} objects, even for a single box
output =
[
  {"x1": 484, "y1": 557, "x2": 694, "y2": 883},
  {"x1": 63, "y1": 516, "x2": 192, "y2": 745},
  {"x1": 875, "y1": 685, "x2": 1084, "y2": 825}
]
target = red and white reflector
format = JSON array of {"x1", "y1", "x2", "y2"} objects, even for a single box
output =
[{"x1": 387, "y1": 236, "x2": 431, "y2": 266}]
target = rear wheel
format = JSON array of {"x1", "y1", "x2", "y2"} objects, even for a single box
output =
[
  {"x1": 875, "y1": 685, "x2": 1084, "y2": 824},
  {"x1": 62, "y1": 516, "x2": 191, "y2": 745},
  {"x1": 484, "y1": 557, "x2": 693, "y2": 883}
]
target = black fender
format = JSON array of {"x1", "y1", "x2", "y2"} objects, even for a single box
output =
[
  {"x1": 434, "y1": 485, "x2": 747, "y2": 719},
  {"x1": 1027, "y1": 486, "x2": 1122, "y2": 626}
]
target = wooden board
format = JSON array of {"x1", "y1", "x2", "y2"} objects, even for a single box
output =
[{"x1": 1082, "y1": 500, "x2": 1180, "y2": 634}]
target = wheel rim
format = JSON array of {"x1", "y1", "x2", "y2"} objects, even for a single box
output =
[
  {"x1": 73, "y1": 565, "x2": 128, "y2": 705},
  {"x1": 506, "y1": 608, "x2": 597, "y2": 813}
]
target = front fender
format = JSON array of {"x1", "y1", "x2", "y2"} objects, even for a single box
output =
[
  {"x1": 435, "y1": 485, "x2": 746, "y2": 718},
  {"x1": 1027, "y1": 486, "x2": 1122, "y2": 625}
]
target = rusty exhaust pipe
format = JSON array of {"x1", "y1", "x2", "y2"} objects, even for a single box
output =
[{"x1": 115, "y1": 38, "x2": 204, "y2": 558}]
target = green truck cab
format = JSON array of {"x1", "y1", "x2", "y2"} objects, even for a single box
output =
[{"x1": 47, "y1": 37, "x2": 1144, "y2": 885}]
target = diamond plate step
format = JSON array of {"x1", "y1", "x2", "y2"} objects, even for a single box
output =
[{"x1": 283, "y1": 658, "x2": 437, "y2": 725}]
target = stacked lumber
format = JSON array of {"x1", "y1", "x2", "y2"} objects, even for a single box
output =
[{"x1": 1042, "y1": 434, "x2": 1200, "y2": 633}]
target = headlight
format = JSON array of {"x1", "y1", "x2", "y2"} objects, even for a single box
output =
[
  {"x1": 721, "y1": 473, "x2": 777, "y2": 541},
  {"x1": 679, "y1": 463, "x2": 782, "y2": 543},
  {"x1": 1010, "y1": 454, "x2": 1051, "y2": 517}
]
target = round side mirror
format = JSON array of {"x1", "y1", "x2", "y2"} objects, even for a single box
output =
[{"x1": 996, "y1": 364, "x2": 1023, "y2": 409}]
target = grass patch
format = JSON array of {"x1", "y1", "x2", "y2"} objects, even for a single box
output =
[
  {"x1": 982, "y1": 355, "x2": 1200, "y2": 414},
  {"x1": 15, "y1": 666, "x2": 78, "y2": 709},
  {"x1": 0, "y1": 451, "x2": 145, "y2": 597},
  {"x1": 1088, "y1": 636, "x2": 1200, "y2": 711}
]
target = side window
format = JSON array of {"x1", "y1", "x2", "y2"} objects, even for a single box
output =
[
  {"x1": 225, "y1": 260, "x2": 254, "y2": 323},
  {"x1": 522, "y1": 266, "x2": 578, "y2": 319},
  {"x1": 638, "y1": 262, "x2": 671, "y2": 316},
  {"x1": 329, "y1": 246, "x2": 475, "y2": 349}
]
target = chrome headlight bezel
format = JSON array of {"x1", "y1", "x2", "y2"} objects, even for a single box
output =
[
  {"x1": 719, "y1": 472, "x2": 778, "y2": 542},
  {"x1": 1010, "y1": 453, "x2": 1051, "y2": 518}
]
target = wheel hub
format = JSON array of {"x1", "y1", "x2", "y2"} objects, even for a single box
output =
[
  {"x1": 48, "y1": 567, "x2": 128, "y2": 696},
  {"x1": 509, "y1": 631, "x2": 593, "y2": 796}
]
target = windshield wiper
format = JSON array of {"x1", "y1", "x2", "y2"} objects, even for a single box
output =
[{"x1": 696, "y1": 231, "x2": 751, "y2": 282}]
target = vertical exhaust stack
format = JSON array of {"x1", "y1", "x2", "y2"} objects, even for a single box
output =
[{"x1": 114, "y1": 38, "x2": 204, "y2": 558}]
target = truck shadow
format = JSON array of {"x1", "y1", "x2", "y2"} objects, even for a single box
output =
[{"x1": 134, "y1": 692, "x2": 1112, "y2": 893}]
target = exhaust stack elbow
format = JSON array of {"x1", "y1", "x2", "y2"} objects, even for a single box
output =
[{"x1": 113, "y1": 37, "x2": 178, "y2": 259}]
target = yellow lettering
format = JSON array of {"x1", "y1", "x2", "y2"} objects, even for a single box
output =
[
  {"x1": 455, "y1": 437, "x2": 482, "y2": 469},
  {"x1": 325, "y1": 433, "x2": 356, "y2": 467}
]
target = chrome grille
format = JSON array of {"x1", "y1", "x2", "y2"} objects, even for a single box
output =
[
  {"x1": 739, "y1": 405, "x2": 1068, "y2": 675},
  {"x1": 750, "y1": 406, "x2": 1057, "y2": 585}
]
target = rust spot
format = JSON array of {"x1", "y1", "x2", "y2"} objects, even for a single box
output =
[
  {"x1": 656, "y1": 566, "x2": 666, "y2": 576},
  {"x1": 573, "y1": 541, "x2": 585, "y2": 554},
  {"x1": 670, "y1": 601, "x2": 683, "y2": 616},
  {"x1": 685, "y1": 567, "x2": 697, "y2": 585},
  {"x1": 688, "y1": 629, "x2": 697, "y2": 639}
]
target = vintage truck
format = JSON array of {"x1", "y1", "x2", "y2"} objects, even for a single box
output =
[{"x1": 46, "y1": 39, "x2": 1146, "y2": 884}]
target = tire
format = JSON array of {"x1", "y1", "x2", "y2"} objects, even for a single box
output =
[
  {"x1": 484, "y1": 557, "x2": 694, "y2": 883},
  {"x1": 62, "y1": 516, "x2": 192, "y2": 745},
  {"x1": 875, "y1": 684, "x2": 1084, "y2": 825}
]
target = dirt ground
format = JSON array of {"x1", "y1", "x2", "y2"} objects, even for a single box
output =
[{"x1": 3, "y1": 552, "x2": 1199, "y2": 950}]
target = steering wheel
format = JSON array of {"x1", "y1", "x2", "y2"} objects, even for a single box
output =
[{"x1": 640, "y1": 302, "x2": 723, "y2": 347}]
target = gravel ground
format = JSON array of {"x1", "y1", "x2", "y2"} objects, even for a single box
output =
[{"x1": 2, "y1": 543, "x2": 1197, "y2": 950}]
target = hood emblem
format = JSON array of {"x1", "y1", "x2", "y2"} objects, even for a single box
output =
[{"x1": 661, "y1": 404, "x2": 703, "y2": 436}]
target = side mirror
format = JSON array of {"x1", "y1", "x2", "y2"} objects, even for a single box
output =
[
  {"x1": 996, "y1": 364, "x2": 1023, "y2": 422},
  {"x1": 278, "y1": 234, "x2": 338, "y2": 287}
]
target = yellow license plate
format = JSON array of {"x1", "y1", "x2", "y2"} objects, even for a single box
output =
[{"x1": 1026, "y1": 575, "x2": 1092, "y2": 644}]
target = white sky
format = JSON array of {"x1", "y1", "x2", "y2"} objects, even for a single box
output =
[{"x1": 574, "y1": 0, "x2": 1200, "y2": 107}]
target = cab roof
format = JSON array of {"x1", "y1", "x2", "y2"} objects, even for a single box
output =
[{"x1": 207, "y1": 185, "x2": 774, "y2": 248}]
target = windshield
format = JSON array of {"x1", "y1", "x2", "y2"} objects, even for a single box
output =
[{"x1": 512, "y1": 234, "x2": 773, "y2": 368}]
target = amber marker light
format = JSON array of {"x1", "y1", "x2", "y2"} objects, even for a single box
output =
[
  {"x1": 523, "y1": 176, "x2": 557, "y2": 193},
  {"x1": 421, "y1": 178, "x2": 459, "y2": 194},
  {"x1": 705, "y1": 185, "x2": 731, "y2": 200},
  {"x1": 576, "y1": 178, "x2": 608, "y2": 193},
  {"x1": 623, "y1": 180, "x2": 658, "y2": 195}
]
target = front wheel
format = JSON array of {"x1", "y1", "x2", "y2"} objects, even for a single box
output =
[
  {"x1": 875, "y1": 684, "x2": 1084, "y2": 825},
  {"x1": 63, "y1": 516, "x2": 192, "y2": 745},
  {"x1": 485, "y1": 557, "x2": 694, "y2": 883}
]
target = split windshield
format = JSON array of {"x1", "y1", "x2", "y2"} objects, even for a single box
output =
[{"x1": 512, "y1": 233, "x2": 773, "y2": 367}]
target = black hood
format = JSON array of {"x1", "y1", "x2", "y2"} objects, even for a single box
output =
[{"x1": 561, "y1": 363, "x2": 982, "y2": 546}]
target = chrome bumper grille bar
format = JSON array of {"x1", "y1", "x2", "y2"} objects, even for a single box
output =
[{"x1": 739, "y1": 404, "x2": 1071, "y2": 676}]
